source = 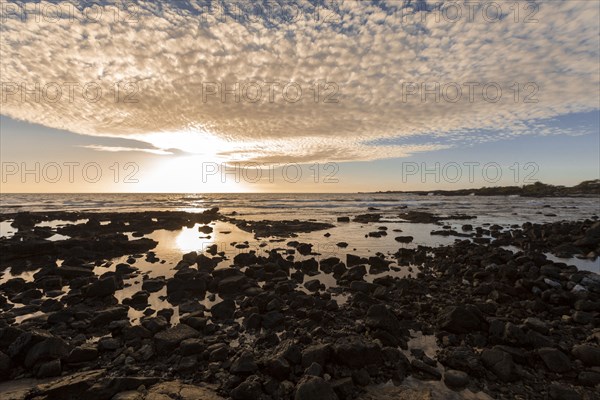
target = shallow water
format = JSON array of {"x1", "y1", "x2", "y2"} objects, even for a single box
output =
[
  {"x1": 2, "y1": 193, "x2": 599, "y2": 329},
  {"x1": 1, "y1": 193, "x2": 598, "y2": 226},
  {"x1": 5, "y1": 212, "x2": 599, "y2": 327}
]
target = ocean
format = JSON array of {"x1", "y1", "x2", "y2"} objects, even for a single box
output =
[{"x1": 1, "y1": 193, "x2": 598, "y2": 225}]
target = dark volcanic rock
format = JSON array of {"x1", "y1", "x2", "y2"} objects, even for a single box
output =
[
  {"x1": 91, "y1": 306, "x2": 128, "y2": 326},
  {"x1": 231, "y1": 351, "x2": 258, "y2": 374},
  {"x1": 411, "y1": 359, "x2": 442, "y2": 380},
  {"x1": 142, "y1": 278, "x2": 166, "y2": 292},
  {"x1": 304, "y1": 279, "x2": 322, "y2": 292},
  {"x1": 332, "y1": 336, "x2": 383, "y2": 368},
  {"x1": 365, "y1": 304, "x2": 402, "y2": 333},
  {"x1": 37, "y1": 359, "x2": 62, "y2": 378},
  {"x1": 353, "y1": 214, "x2": 381, "y2": 223},
  {"x1": 211, "y1": 299, "x2": 236, "y2": 320},
  {"x1": 295, "y1": 376, "x2": 338, "y2": 400},
  {"x1": 153, "y1": 324, "x2": 200, "y2": 354},
  {"x1": 444, "y1": 369, "x2": 470, "y2": 388},
  {"x1": 572, "y1": 344, "x2": 600, "y2": 366},
  {"x1": 66, "y1": 344, "x2": 98, "y2": 363},
  {"x1": 368, "y1": 256, "x2": 390, "y2": 274},
  {"x1": 538, "y1": 347, "x2": 572, "y2": 372},
  {"x1": 301, "y1": 343, "x2": 331, "y2": 368},
  {"x1": 0, "y1": 351, "x2": 10, "y2": 379},
  {"x1": 437, "y1": 305, "x2": 487, "y2": 333},
  {"x1": 56, "y1": 265, "x2": 95, "y2": 279},
  {"x1": 232, "y1": 219, "x2": 334, "y2": 238},
  {"x1": 340, "y1": 265, "x2": 367, "y2": 282},
  {"x1": 481, "y1": 347, "x2": 515, "y2": 382},
  {"x1": 230, "y1": 376, "x2": 264, "y2": 400},
  {"x1": 395, "y1": 236, "x2": 414, "y2": 243},
  {"x1": 24, "y1": 336, "x2": 69, "y2": 368},
  {"x1": 217, "y1": 274, "x2": 251, "y2": 295}
]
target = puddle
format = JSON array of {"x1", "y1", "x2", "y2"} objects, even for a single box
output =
[
  {"x1": 37, "y1": 219, "x2": 89, "y2": 228},
  {"x1": 0, "y1": 267, "x2": 41, "y2": 285},
  {"x1": 404, "y1": 330, "x2": 440, "y2": 360},
  {"x1": 544, "y1": 252, "x2": 599, "y2": 274},
  {"x1": 47, "y1": 233, "x2": 71, "y2": 241},
  {"x1": 502, "y1": 245, "x2": 599, "y2": 274},
  {"x1": 0, "y1": 220, "x2": 16, "y2": 238}
]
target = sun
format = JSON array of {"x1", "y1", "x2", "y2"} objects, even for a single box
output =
[
  {"x1": 134, "y1": 155, "x2": 247, "y2": 193},
  {"x1": 127, "y1": 130, "x2": 250, "y2": 192}
]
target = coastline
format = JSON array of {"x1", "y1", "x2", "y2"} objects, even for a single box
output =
[
  {"x1": 367, "y1": 180, "x2": 600, "y2": 198},
  {"x1": 0, "y1": 205, "x2": 599, "y2": 400}
]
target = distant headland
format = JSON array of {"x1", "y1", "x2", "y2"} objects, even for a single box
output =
[{"x1": 370, "y1": 180, "x2": 600, "y2": 197}]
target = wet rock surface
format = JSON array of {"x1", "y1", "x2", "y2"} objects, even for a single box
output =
[{"x1": 0, "y1": 210, "x2": 599, "y2": 399}]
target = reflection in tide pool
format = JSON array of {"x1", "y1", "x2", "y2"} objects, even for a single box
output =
[
  {"x1": 147, "y1": 221, "x2": 257, "y2": 263},
  {"x1": 0, "y1": 220, "x2": 15, "y2": 239},
  {"x1": 175, "y1": 224, "x2": 215, "y2": 253},
  {"x1": 545, "y1": 253, "x2": 600, "y2": 274}
]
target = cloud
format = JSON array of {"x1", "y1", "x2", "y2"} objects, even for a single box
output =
[
  {"x1": 80, "y1": 145, "x2": 174, "y2": 155},
  {"x1": 1, "y1": 0, "x2": 598, "y2": 163}
]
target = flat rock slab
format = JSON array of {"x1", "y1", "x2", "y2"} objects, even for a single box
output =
[
  {"x1": 32, "y1": 369, "x2": 106, "y2": 399},
  {"x1": 0, "y1": 375, "x2": 222, "y2": 400},
  {"x1": 114, "y1": 381, "x2": 224, "y2": 400},
  {"x1": 358, "y1": 386, "x2": 432, "y2": 400}
]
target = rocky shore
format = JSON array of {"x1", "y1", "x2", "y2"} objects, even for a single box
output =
[
  {"x1": 0, "y1": 208, "x2": 599, "y2": 399},
  {"x1": 375, "y1": 180, "x2": 600, "y2": 198}
]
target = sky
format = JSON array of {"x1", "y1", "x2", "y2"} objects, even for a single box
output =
[{"x1": 0, "y1": 0, "x2": 599, "y2": 193}]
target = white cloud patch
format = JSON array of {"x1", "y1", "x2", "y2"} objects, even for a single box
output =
[
  {"x1": 1, "y1": 0, "x2": 598, "y2": 163},
  {"x1": 80, "y1": 145, "x2": 174, "y2": 155}
]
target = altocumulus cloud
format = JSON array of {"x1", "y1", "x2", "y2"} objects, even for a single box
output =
[{"x1": 1, "y1": 0, "x2": 598, "y2": 163}]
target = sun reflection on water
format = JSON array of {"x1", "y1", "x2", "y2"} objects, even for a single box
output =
[{"x1": 175, "y1": 224, "x2": 215, "y2": 253}]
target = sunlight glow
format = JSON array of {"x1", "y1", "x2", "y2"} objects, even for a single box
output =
[
  {"x1": 138, "y1": 155, "x2": 248, "y2": 193},
  {"x1": 175, "y1": 224, "x2": 215, "y2": 254}
]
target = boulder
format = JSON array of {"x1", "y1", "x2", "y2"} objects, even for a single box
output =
[
  {"x1": 301, "y1": 343, "x2": 331, "y2": 368},
  {"x1": 91, "y1": 306, "x2": 128, "y2": 326},
  {"x1": 153, "y1": 324, "x2": 200, "y2": 354},
  {"x1": 66, "y1": 344, "x2": 98, "y2": 363},
  {"x1": 572, "y1": 344, "x2": 600, "y2": 366},
  {"x1": 331, "y1": 336, "x2": 383, "y2": 368},
  {"x1": 230, "y1": 351, "x2": 258, "y2": 374},
  {"x1": 24, "y1": 337, "x2": 69, "y2": 368},
  {"x1": 36, "y1": 359, "x2": 62, "y2": 378},
  {"x1": 437, "y1": 305, "x2": 486, "y2": 333},
  {"x1": 142, "y1": 278, "x2": 166, "y2": 293},
  {"x1": 211, "y1": 299, "x2": 235, "y2": 320},
  {"x1": 230, "y1": 376, "x2": 263, "y2": 400},
  {"x1": 538, "y1": 348, "x2": 572, "y2": 373},
  {"x1": 217, "y1": 274, "x2": 250, "y2": 295},
  {"x1": 444, "y1": 369, "x2": 469, "y2": 388},
  {"x1": 295, "y1": 376, "x2": 338, "y2": 400},
  {"x1": 481, "y1": 347, "x2": 515, "y2": 382},
  {"x1": 365, "y1": 304, "x2": 402, "y2": 333}
]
